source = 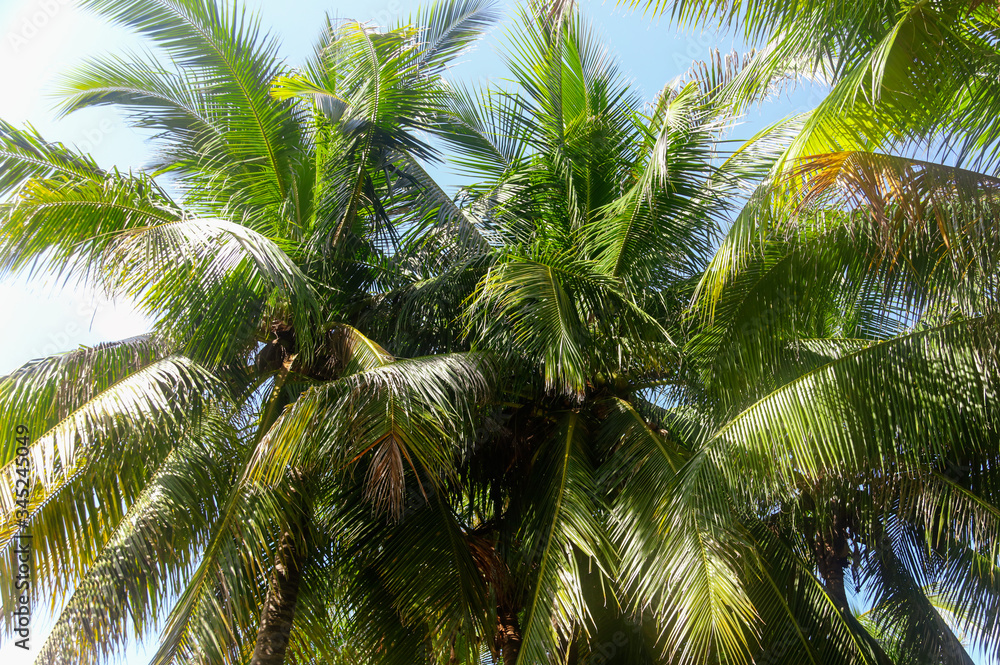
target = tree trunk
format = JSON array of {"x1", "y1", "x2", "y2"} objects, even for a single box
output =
[
  {"x1": 803, "y1": 494, "x2": 895, "y2": 665},
  {"x1": 249, "y1": 470, "x2": 311, "y2": 665},
  {"x1": 801, "y1": 493, "x2": 852, "y2": 613},
  {"x1": 814, "y1": 541, "x2": 851, "y2": 611},
  {"x1": 249, "y1": 527, "x2": 307, "y2": 665},
  {"x1": 497, "y1": 606, "x2": 523, "y2": 665}
]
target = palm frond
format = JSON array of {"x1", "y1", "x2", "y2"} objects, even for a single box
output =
[{"x1": 515, "y1": 410, "x2": 612, "y2": 665}]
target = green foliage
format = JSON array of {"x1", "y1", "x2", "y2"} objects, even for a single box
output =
[{"x1": 0, "y1": 0, "x2": 998, "y2": 664}]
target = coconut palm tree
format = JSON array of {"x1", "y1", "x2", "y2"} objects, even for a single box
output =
[
  {"x1": 267, "y1": 4, "x2": 871, "y2": 661},
  {"x1": 609, "y1": 0, "x2": 1000, "y2": 662},
  {"x1": 352, "y1": 3, "x2": 999, "y2": 664},
  {"x1": 427, "y1": 6, "x2": 1000, "y2": 664},
  {"x1": 0, "y1": 0, "x2": 500, "y2": 663}
]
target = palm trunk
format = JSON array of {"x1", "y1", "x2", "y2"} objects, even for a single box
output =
[
  {"x1": 497, "y1": 606, "x2": 523, "y2": 665},
  {"x1": 566, "y1": 636, "x2": 579, "y2": 665},
  {"x1": 249, "y1": 526, "x2": 307, "y2": 665},
  {"x1": 814, "y1": 543, "x2": 850, "y2": 613},
  {"x1": 804, "y1": 494, "x2": 895, "y2": 665},
  {"x1": 801, "y1": 493, "x2": 852, "y2": 612},
  {"x1": 249, "y1": 468, "x2": 311, "y2": 665}
]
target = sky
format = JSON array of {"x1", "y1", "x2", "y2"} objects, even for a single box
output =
[{"x1": 1, "y1": 1, "x2": 970, "y2": 664}]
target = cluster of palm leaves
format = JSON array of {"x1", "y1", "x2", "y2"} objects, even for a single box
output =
[{"x1": 0, "y1": 0, "x2": 998, "y2": 663}]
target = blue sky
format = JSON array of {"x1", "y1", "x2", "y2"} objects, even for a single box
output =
[{"x1": 6, "y1": 1, "x2": 983, "y2": 664}]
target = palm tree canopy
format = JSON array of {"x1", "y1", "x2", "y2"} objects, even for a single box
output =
[{"x1": 1, "y1": 1, "x2": 999, "y2": 664}]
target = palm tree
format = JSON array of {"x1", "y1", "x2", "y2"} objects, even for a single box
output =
[
  {"x1": 611, "y1": 0, "x2": 1000, "y2": 661},
  {"x1": 349, "y1": 4, "x2": 1000, "y2": 664},
  {"x1": 0, "y1": 0, "x2": 500, "y2": 663}
]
